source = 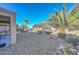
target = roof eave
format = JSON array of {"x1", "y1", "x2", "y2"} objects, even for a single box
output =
[{"x1": 0, "y1": 7, "x2": 16, "y2": 15}]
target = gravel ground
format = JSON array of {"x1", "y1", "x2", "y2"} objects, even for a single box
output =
[{"x1": 0, "y1": 32, "x2": 66, "y2": 55}]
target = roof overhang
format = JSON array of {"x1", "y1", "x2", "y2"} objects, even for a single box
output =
[
  {"x1": 0, "y1": 7, "x2": 16, "y2": 15},
  {"x1": 0, "y1": 7, "x2": 16, "y2": 26},
  {"x1": 0, "y1": 15, "x2": 10, "y2": 26}
]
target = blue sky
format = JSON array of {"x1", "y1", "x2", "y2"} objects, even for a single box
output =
[{"x1": 0, "y1": 3, "x2": 75, "y2": 27}]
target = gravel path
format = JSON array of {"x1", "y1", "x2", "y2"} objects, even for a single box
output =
[{"x1": 0, "y1": 32, "x2": 66, "y2": 55}]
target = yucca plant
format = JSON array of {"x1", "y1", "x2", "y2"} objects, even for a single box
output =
[
  {"x1": 50, "y1": 4, "x2": 79, "y2": 39},
  {"x1": 67, "y1": 5, "x2": 79, "y2": 28},
  {"x1": 54, "y1": 4, "x2": 67, "y2": 38}
]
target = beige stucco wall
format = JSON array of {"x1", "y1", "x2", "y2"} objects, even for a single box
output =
[{"x1": 0, "y1": 9, "x2": 16, "y2": 44}]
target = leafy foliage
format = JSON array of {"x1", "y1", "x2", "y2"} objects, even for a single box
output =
[
  {"x1": 67, "y1": 35, "x2": 79, "y2": 47},
  {"x1": 24, "y1": 19, "x2": 29, "y2": 28},
  {"x1": 16, "y1": 25, "x2": 26, "y2": 31},
  {"x1": 49, "y1": 4, "x2": 79, "y2": 30}
]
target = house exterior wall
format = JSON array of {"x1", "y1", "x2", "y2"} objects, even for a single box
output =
[
  {"x1": 0, "y1": 26, "x2": 9, "y2": 32},
  {"x1": 0, "y1": 9, "x2": 16, "y2": 44}
]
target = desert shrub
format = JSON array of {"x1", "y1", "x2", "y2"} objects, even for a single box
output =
[
  {"x1": 43, "y1": 27, "x2": 52, "y2": 35},
  {"x1": 66, "y1": 36, "x2": 79, "y2": 47},
  {"x1": 57, "y1": 44, "x2": 77, "y2": 55}
]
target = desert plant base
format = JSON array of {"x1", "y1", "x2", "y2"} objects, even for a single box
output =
[
  {"x1": 58, "y1": 33, "x2": 66, "y2": 39},
  {"x1": 45, "y1": 32, "x2": 51, "y2": 35}
]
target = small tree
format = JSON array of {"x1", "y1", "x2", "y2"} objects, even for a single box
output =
[{"x1": 24, "y1": 19, "x2": 29, "y2": 28}]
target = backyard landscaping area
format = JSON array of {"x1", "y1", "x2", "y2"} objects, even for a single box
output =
[
  {"x1": 0, "y1": 32, "x2": 79, "y2": 55},
  {"x1": 0, "y1": 3, "x2": 79, "y2": 55}
]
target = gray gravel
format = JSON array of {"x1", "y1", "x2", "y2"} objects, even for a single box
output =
[{"x1": 0, "y1": 32, "x2": 66, "y2": 55}]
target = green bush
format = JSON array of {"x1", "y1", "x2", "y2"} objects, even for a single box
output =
[{"x1": 67, "y1": 36, "x2": 79, "y2": 47}]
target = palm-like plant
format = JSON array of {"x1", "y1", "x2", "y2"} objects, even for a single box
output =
[
  {"x1": 58, "y1": 4, "x2": 79, "y2": 27},
  {"x1": 50, "y1": 4, "x2": 79, "y2": 27},
  {"x1": 67, "y1": 5, "x2": 79, "y2": 26},
  {"x1": 24, "y1": 19, "x2": 29, "y2": 28},
  {"x1": 50, "y1": 4, "x2": 79, "y2": 38}
]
